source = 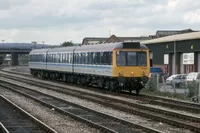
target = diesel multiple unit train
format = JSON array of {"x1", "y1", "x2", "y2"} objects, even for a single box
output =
[{"x1": 29, "y1": 42, "x2": 150, "y2": 95}]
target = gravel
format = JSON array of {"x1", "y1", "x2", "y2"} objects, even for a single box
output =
[
  {"x1": 0, "y1": 76, "x2": 194, "y2": 133},
  {"x1": 1, "y1": 69, "x2": 200, "y2": 118},
  {"x1": 0, "y1": 87, "x2": 101, "y2": 133},
  {"x1": 3, "y1": 66, "x2": 30, "y2": 74}
]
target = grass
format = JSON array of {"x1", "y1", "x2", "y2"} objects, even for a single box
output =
[{"x1": 140, "y1": 88, "x2": 191, "y2": 101}]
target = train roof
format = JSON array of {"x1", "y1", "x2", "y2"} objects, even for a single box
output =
[
  {"x1": 47, "y1": 46, "x2": 77, "y2": 53},
  {"x1": 29, "y1": 42, "x2": 148, "y2": 54},
  {"x1": 75, "y1": 42, "x2": 148, "y2": 52},
  {"x1": 29, "y1": 48, "x2": 49, "y2": 54}
]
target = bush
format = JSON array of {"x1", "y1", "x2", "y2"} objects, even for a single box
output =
[
  {"x1": 187, "y1": 81, "x2": 198, "y2": 98},
  {"x1": 145, "y1": 76, "x2": 157, "y2": 92}
]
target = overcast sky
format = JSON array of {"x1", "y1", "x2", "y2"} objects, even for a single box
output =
[{"x1": 0, "y1": 0, "x2": 200, "y2": 45}]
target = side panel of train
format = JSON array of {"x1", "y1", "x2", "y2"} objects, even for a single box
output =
[
  {"x1": 46, "y1": 52, "x2": 74, "y2": 72},
  {"x1": 29, "y1": 42, "x2": 150, "y2": 95}
]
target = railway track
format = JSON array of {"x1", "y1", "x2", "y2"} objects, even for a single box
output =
[
  {"x1": 0, "y1": 122, "x2": 9, "y2": 133},
  {"x1": 1, "y1": 69, "x2": 200, "y2": 114},
  {"x1": 0, "y1": 80, "x2": 161, "y2": 133},
  {"x1": 0, "y1": 94, "x2": 57, "y2": 133},
  {"x1": 0, "y1": 73, "x2": 200, "y2": 132}
]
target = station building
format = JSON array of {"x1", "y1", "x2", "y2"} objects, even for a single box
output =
[{"x1": 141, "y1": 32, "x2": 200, "y2": 76}]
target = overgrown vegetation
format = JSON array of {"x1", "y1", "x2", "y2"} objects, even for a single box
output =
[
  {"x1": 187, "y1": 81, "x2": 198, "y2": 98},
  {"x1": 143, "y1": 75, "x2": 199, "y2": 101},
  {"x1": 145, "y1": 76, "x2": 157, "y2": 92},
  {"x1": 61, "y1": 41, "x2": 74, "y2": 47}
]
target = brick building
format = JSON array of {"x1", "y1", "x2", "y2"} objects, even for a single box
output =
[{"x1": 82, "y1": 35, "x2": 151, "y2": 45}]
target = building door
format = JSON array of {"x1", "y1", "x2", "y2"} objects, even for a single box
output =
[{"x1": 184, "y1": 65, "x2": 194, "y2": 74}]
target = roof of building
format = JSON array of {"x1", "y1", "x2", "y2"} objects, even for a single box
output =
[
  {"x1": 155, "y1": 29, "x2": 195, "y2": 38},
  {"x1": 141, "y1": 31, "x2": 200, "y2": 45},
  {"x1": 0, "y1": 43, "x2": 53, "y2": 49},
  {"x1": 82, "y1": 35, "x2": 151, "y2": 45}
]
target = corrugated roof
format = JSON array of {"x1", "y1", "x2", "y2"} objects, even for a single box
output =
[
  {"x1": 141, "y1": 31, "x2": 200, "y2": 45},
  {"x1": 155, "y1": 29, "x2": 195, "y2": 38}
]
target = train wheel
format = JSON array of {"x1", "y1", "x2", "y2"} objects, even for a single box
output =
[
  {"x1": 108, "y1": 81, "x2": 115, "y2": 92},
  {"x1": 63, "y1": 74, "x2": 67, "y2": 82},
  {"x1": 97, "y1": 79, "x2": 104, "y2": 89},
  {"x1": 135, "y1": 83, "x2": 142, "y2": 95},
  {"x1": 80, "y1": 77, "x2": 86, "y2": 86},
  {"x1": 67, "y1": 76, "x2": 71, "y2": 83},
  {"x1": 136, "y1": 89, "x2": 140, "y2": 95},
  {"x1": 115, "y1": 85, "x2": 122, "y2": 93},
  {"x1": 52, "y1": 73, "x2": 56, "y2": 80}
]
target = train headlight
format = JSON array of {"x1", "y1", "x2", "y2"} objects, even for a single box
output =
[
  {"x1": 130, "y1": 72, "x2": 134, "y2": 75},
  {"x1": 119, "y1": 72, "x2": 123, "y2": 76},
  {"x1": 141, "y1": 71, "x2": 145, "y2": 76}
]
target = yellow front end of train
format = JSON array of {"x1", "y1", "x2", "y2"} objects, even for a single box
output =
[
  {"x1": 112, "y1": 49, "x2": 150, "y2": 77},
  {"x1": 111, "y1": 48, "x2": 150, "y2": 94}
]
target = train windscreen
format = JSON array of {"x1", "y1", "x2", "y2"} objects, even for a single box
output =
[{"x1": 116, "y1": 51, "x2": 147, "y2": 66}]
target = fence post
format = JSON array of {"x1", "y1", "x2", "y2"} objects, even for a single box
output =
[
  {"x1": 162, "y1": 76, "x2": 166, "y2": 92},
  {"x1": 172, "y1": 79, "x2": 176, "y2": 93},
  {"x1": 184, "y1": 79, "x2": 187, "y2": 99},
  {"x1": 157, "y1": 74, "x2": 159, "y2": 91},
  {"x1": 198, "y1": 79, "x2": 200, "y2": 103}
]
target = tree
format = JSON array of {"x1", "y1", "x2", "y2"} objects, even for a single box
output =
[{"x1": 61, "y1": 41, "x2": 74, "y2": 47}]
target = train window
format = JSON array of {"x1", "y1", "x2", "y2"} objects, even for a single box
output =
[
  {"x1": 67, "y1": 53, "x2": 72, "y2": 63},
  {"x1": 42, "y1": 54, "x2": 45, "y2": 62},
  {"x1": 116, "y1": 52, "x2": 126, "y2": 66},
  {"x1": 80, "y1": 53, "x2": 82, "y2": 64},
  {"x1": 137, "y1": 52, "x2": 147, "y2": 66},
  {"x1": 60, "y1": 54, "x2": 62, "y2": 63},
  {"x1": 101, "y1": 51, "x2": 112, "y2": 65},
  {"x1": 63, "y1": 53, "x2": 66, "y2": 63},
  {"x1": 127, "y1": 52, "x2": 137, "y2": 66},
  {"x1": 75, "y1": 53, "x2": 78, "y2": 64},
  {"x1": 96, "y1": 52, "x2": 100, "y2": 64},
  {"x1": 81, "y1": 53, "x2": 85, "y2": 64},
  {"x1": 67, "y1": 53, "x2": 69, "y2": 63},
  {"x1": 69, "y1": 53, "x2": 71, "y2": 63},
  {"x1": 108, "y1": 52, "x2": 112, "y2": 65},
  {"x1": 48, "y1": 54, "x2": 51, "y2": 62},
  {"x1": 76, "y1": 53, "x2": 78, "y2": 64},
  {"x1": 55, "y1": 54, "x2": 57, "y2": 63},
  {"x1": 56, "y1": 54, "x2": 59, "y2": 63},
  {"x1": 70, "y1": 53, "x2": 73, "y2": 63},
  {"x1": 116, "y1": 51, "x2": 147, "y2": 66},
  {"x1": 74, "y1": 53, "x2": 76, "y2": 64},
  {"x1": 88, "y1": 52, "x2": 92, "y2": 64},
  {"x1": 79, "y1": 53, "x2": 82, "y2": 64},
  {"x1": 65, "y1": 53, "x2": 67, "y2": 63},
  {"x1": 100, "y1": 52, "x2": 104, "y2": 64},
  {"x1": 92, "y1": 52, "x2": 96, "y2": 64},
  {"x1": 52, "y1": 54, "x2": 55, "y2": 62},
  {"x1": 78, "y1": 53, "x2": 80, "y2": 64},
  {"x1": 49, "y1": 54, "x2": 51, "y2": 62},
  {"x1": 85, "y1": 53, "x2": 88, "y2": 64}
]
